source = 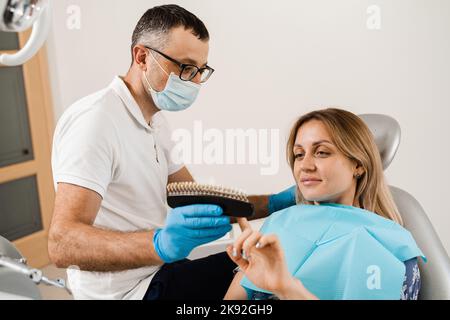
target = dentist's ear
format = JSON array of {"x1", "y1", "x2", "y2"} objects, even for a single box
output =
[{"x1": 133, "y1": 45, "x2": 149, "y2": 71}]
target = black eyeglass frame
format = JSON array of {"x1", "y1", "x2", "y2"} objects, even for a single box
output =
[{"x1": 145, "y1": 46, "x2": 215, "y2": 83}]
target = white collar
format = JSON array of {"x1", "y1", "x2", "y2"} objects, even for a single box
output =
[{"x1": 110, "y1": 76, "x2": 162, "y2": 132}]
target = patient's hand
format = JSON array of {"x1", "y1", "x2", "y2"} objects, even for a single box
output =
[
  {"x1": 226, "y1": 229, "x2": 292, "y2": 294},
  {"x1": 236, "y1": 217, "x2": 251, "y2": 232}
]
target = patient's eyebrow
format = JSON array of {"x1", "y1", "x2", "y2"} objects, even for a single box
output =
[{"x1": 294, "y1": 140, "x2": 333, "y2": 148}]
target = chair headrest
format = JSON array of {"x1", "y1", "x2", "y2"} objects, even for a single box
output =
[{"x1": 358, "y1": 114, "x2": 401, "y2": 170}]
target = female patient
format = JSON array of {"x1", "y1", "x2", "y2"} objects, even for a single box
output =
[{"x1": 224, "y1": 108, "x2": 424, "y2": 300}]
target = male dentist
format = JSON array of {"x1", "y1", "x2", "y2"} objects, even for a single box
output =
[{"x1": 49, "y1": 5, "x2": 295, "y2": 300}]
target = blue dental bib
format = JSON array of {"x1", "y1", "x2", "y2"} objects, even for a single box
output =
[{"x1": 241, "y1": 203, "x2": 426, "y2": 300}]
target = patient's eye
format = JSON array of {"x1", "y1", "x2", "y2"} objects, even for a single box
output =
[
  {"x1": 294, "y1": 153, "x2": 304, "y2": 160},
  {"x1": 315, "y1": 146, "x2": 331, "y2": 157}
]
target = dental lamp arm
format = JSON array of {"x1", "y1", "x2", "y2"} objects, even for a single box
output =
[
  {"x1": 0, "y1": 0, "x2": 51, "y2": 66},
  {"x1": 0, "y1": 255, "x2": 71, "y2": 294}
]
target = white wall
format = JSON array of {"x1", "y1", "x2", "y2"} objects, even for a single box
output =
[{"x1": 45, "y1": 0, "x2": 450, "y2": 255}]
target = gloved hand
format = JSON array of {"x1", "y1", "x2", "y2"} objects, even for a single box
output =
[
  {"x1": 268, "y1": 185, "x2": 297, "y2": 214},
  {"x1": 153, "y1": 204, "x2": 232, "y2": 263}
]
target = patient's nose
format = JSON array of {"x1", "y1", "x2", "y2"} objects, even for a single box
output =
[{"x1": 300, "y1": 153, "x2": 316, "y2": 171}]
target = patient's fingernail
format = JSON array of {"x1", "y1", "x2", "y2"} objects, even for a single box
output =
[
  {"x1": 256, "y1": 242, "x2": 261, "y2": 249},
  {"x1": 232, "y1": 247, "x2": 237, "y2": 257},
  {"x1": 242, "y1": 250, "x2": 247, "y2": 260}
]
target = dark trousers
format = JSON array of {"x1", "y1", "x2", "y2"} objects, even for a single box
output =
[{"x1": 143, "y1": 252, "x2": 237, "y2": 300}]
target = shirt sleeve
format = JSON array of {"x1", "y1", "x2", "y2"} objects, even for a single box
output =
[{"x1": 52, "y1": 108, "x2": 120, "y2": 198}]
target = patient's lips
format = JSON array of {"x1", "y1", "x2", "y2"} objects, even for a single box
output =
[{"x1": 301, "y1": 176, "x2": 322, "y2": 186}]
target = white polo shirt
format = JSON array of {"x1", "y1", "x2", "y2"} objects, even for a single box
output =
[{"x1": 51, "y1": 76, "x2": 183, "y2": 300}]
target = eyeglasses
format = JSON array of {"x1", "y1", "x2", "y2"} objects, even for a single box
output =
[{"x1": 145, "y1": 46, "x2": 215, "y2": 83}]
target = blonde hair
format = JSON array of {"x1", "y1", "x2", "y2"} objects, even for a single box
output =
[{"x1": 286, "y1": 108, "x2": 403, "y2": 225}]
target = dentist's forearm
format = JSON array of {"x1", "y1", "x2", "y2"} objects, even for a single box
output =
[
  {"x1": 48, "y1": 222, "x2": 164, "y2": 272},
  {"x1": 229, "y1": 195, "x2": 269, "y2": 224},
  {"x1": 240, "y1": 186, "x2": 297, "y2": 223},
  {"x1": 247, "y1": 195, "x2": 270, "y2": 220}
]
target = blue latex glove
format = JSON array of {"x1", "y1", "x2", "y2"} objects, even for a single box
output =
[
  {"x1": 153, "y1": 204, "x2": 232, "y2": 263},
  {"x1": 268, "y1": 185, "x2": 297, "y2": 214}
]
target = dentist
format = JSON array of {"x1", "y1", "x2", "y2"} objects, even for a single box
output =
[{"x1": 49, "y1": 5, "x2": 295, "y2": 300}]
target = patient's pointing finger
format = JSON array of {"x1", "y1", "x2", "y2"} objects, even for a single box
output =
[
  {"x1": 256, "y1": 234, "x2": 279, "y2": 249},
  {"x1": 233, "y1": 228, "x2": 252, "y2": 259},
  {"x1": 237, "y1": 218, "x2": 251, "y2": 232}
]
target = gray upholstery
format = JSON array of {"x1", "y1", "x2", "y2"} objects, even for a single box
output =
[
  {"x1": 359, "y1": 114, "x2": 401, "y2": 170},
  {"x1": 360, "y1": 114, "x2": 450, "y2": 300}
]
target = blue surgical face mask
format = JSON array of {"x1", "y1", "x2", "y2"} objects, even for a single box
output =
[{"x1": 143, "y1": 51, "x2": 201, "y2": 112}]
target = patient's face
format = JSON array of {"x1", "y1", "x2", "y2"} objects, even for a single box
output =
[{"x1": 293, "y1": 120, "x2": 359, "y2": 206}]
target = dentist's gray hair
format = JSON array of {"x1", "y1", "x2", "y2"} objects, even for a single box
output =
[{"x1": 130, "y1": 4, "x2": 209, "y2": 62}]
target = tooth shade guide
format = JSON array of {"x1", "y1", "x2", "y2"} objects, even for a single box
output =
[
  {"x1": 167, "y1": 182, "x2": 254, "y2": 218},
  {"x1": 167, "y1": 182, "x2": 249, "y2": 202}
]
